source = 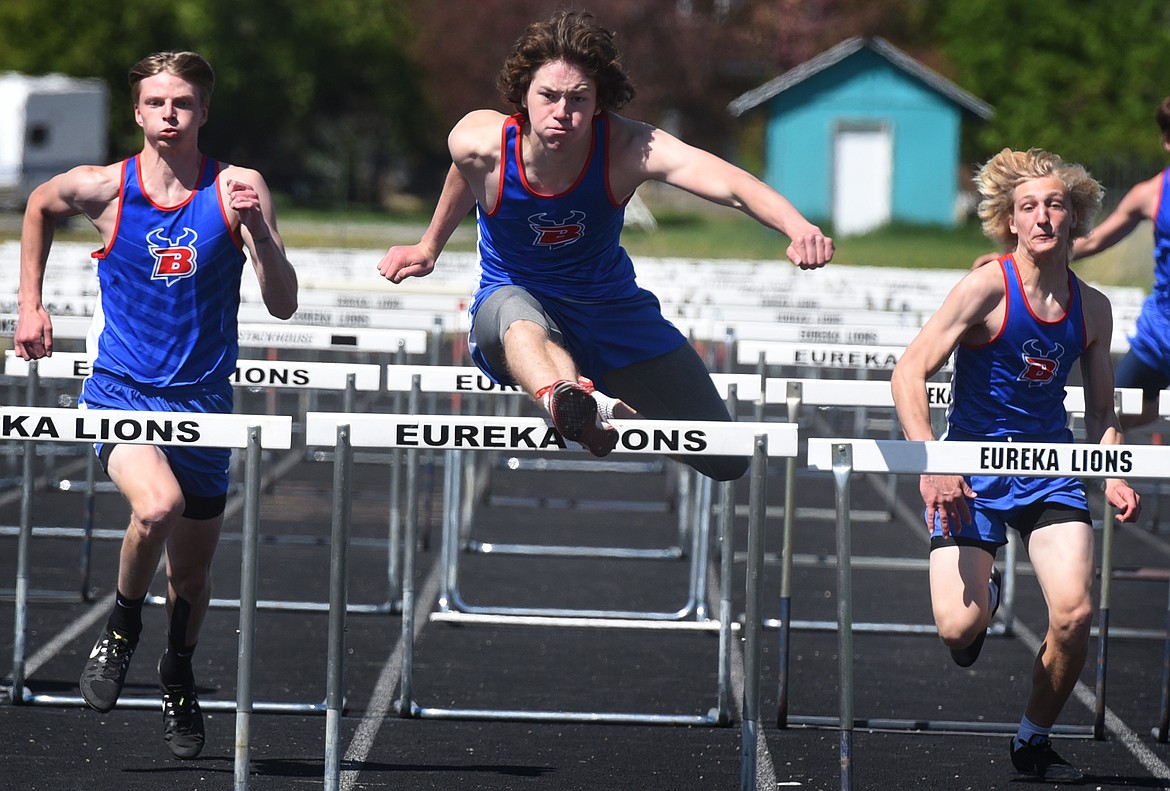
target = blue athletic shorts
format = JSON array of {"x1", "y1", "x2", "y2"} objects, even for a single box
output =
[
  {"x1": 78, "y1": 371, "x2": 234, "y2": 498},
  {"x1": 929, "y1": 473, "x2": 1090, "y2": 545},
  {"x1": 468, "y1": 284, "x2": 687, "y2": 386},
  {"x1": 1120, "y1": 296, "x2": 1170, "y2": 395}
]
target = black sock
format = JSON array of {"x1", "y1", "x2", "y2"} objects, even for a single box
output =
[
  {"x1": 159, "y1": 595, "x2": 196, "y2": 688},
  {"x1": 107, "y1": 590, "x2": 146, "y2": 644},
  {"x1": 158, "y1": 645, "x2": 196, "y2": 689}
]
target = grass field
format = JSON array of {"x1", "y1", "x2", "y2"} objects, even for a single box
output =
[{"x1": 1, "y1": 206, "x2": 1154, "y2": 291}]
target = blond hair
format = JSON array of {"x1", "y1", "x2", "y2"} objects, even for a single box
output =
[{"x1": 975, "y1": 148, "x2": 1102, "y2": 256}]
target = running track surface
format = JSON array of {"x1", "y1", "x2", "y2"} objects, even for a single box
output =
[{"x1": 4, "y1": 386, "x2": 1170, "y2": 790}]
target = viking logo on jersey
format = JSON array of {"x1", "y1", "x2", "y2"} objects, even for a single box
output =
[
  {"x1": 1018, "y1": 338, "x2": 1065, "y2": 386},
  {"x1": 147, "y1": 227, "x2": 199, "y2": 286},
  {"x1": 528, "y1": 211, "x2": 586, "y2": 249}
]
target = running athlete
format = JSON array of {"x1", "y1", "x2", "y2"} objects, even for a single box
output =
[
  {"x1": 1064, "y1": 96, "x2": 1170, "y2": 428},
  {"x1": 892, "y1": 148, "x2": 1140, "y2": 783},
  {"x1": 377, "y1": 10, "x2": 833, "y2": 480},
  {"x1": 14, "y1": 51, "x2": 298, "y2": 759}
]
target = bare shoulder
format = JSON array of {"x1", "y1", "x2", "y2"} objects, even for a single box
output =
[
  {"x1": 449, "y1": 109, "x2": 508, "y2": 157},
  {"x1": 954, "y1": 257, "x2": 1007, "y2": 302},
  {"x1": 1076, "y1": 277, "x2": 1114, "y2": 316},
  {"x1": 52, "y1": 163, "x2": 122, "y2": 205},
  {"x1": 219, "y1": 162, "x2": 264, "y2": 182}
]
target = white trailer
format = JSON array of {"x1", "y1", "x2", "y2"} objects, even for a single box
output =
[{"x1": 0, "y1": 72, "x2": 108, "y2": 206}]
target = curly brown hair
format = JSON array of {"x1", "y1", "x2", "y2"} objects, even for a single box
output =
[
  {"x1": 975, "y1": 148, "x2": 1103, "y2": 258},
  {"x1": 496, "y1": 10, "x2": 635, "y2": 115},
  {"x1": 129, "y1": 51, "x2": 215, "y2": 107}
]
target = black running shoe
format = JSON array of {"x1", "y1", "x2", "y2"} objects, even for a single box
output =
[
  {"x1": 1010, "y1": 735, "x2": 1084, "y2": 783},
  {"x1": 548, "y1": 380, "x2": 618, "y2": 457},
  {"x1": 162, "y1": 682, "x2": 205, "y2": 759},
  {"x1": 80, "y1": 627, "x2": 136, "y2": 712},
  {"x1": 949, "y1": 565, "x2": 1002, "y2": 668}
]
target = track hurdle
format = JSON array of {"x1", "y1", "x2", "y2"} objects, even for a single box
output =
[
  {"x1": 304, "y1": 412, "x2": 792, "y2": 789},
  {"x1": 383, "y1": 365, "x2": 762, "y2": 621},
  {"x1": 806, "y1": 437, "x2": 1170, "y2": 789},
  {"x1": 2, "y1": 407, "x2": 292, "y2": 791},
  {"x1": 768, "y1": 378, "x2": 1143, "y2": 728},
  {"x1": 0, "y1": 352, "x2": 396, "y2": 615}
]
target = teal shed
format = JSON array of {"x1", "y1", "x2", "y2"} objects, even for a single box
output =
[{"x1": 728, "y1": 37, "x2": 993, "y2": 236}]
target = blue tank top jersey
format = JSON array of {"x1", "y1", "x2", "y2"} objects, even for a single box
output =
[
  {"x1": 474, "y1": 112, "x2": 639, "y2": 304},
  {"x1": 88, "y1": 155, "x2": 246, "y2": 387},
  {"x1": 946, "y1": 256, "x2": 1086, "y2": 441},
  {"x1": 1152, "y1": 168, "x2": 1170, "y2": 313}
]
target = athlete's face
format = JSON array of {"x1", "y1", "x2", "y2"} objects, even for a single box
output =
[
  {"x1": 134, "y1": 72, "x2": 208, "y2": 147},
  {"x1": 522, "y1": 60, "x2": 598, "y2": 150},
  {"x1": 1009, "y1": 175, "x2": 1076, "y2": 261}
]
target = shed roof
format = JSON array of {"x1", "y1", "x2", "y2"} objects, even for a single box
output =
[{"x1": 728, "y1": 36, "x2": 993, "y2": 120}]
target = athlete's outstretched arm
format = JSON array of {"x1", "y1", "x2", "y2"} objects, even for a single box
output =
[
  {"x1": 378, "y1": 164, "x2": 476, "y2": 284},
  {"x1": 618, "y1": 117, "x2": 833, "y2": 269},
  {"x1": 1078, "y1": 285, "x2": 1141, "y2": 523},
  {"x1": 15, "y1": 166, "x2": 114, "y2": 360}
]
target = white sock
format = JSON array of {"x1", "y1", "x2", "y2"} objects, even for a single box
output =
[
  {"x1": 1015, "y1": 714, "x2": 1050, "y2": 748},
  {"x1": 592, "y1": 391, "x2": 618, "y2": 423}
]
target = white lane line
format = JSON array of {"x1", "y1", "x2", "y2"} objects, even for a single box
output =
[
  {"x1": 705, "y1": 555, "x2": 779, "y2": 790},
  {"x1": 18, "y1": 448, "x2": 301, "y2": 679},
  {"x1": 877, "y1": 466, "x2": 1170, "y2": 783},
  {"x1": 1011, "y1": 618, "x2": 1170, "y2": 783},
  {"x1": 340, "y1": 559, "x2": 442, "y2": 791}
]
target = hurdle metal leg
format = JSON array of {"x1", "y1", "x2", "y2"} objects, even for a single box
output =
[
  {"x1": 792, "y1": 441, "x2": 1093, "y2": 745},
  {"x1": 324, "y1": 426, "x2": 352, "y2": 791},
  {"x1": 402, "y1": 448, "x2": 750, "y2": 727}
]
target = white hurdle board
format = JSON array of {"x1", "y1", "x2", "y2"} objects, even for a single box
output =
[
  {"x1": 0, "y1": 314, "x2": 428, "y2": 354},
  {"x1": 306, "y1": 413, "x2": 795, "y2": 458},
  {"x1": 383, "y1": 364, "x2": 763, "y2": 402},
  {"x1": 766, "y1": 378, "x2": 1146, "y2": 416},
  {"x1": 807, "y1": 437, "x2": 1170, "y2": 479},
  {"x1": 737, "y1": 340, "x2": 922, "y2": 371},
  {"x1": 0, "y1": 406, "x2": 293, "y2": 449},
  {"x1": 4, "y1": 351, "x2": 381, "y2": 392}
]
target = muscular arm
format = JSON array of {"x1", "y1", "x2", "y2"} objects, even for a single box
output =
[
  {"x1": 610, "y1": 115, "x2": 833, "y2": 268},
  {"x1": 377, "y1": 111, "x2": 496, "y2": 284},
  {"x1": 15, "y1": 165, "x2": 117, "y2": 359},
  {"x1": 1073, "y1": 174, "x2": 1160, "y2": 260},
  {"x1": 1078, "y1": 284, "x2": 1141, "y2": 521},
  {"x1": 222, "y1": 167, "x2": 298, "y2": 320},
  {"x1": 891, "y1": 266, "x2": 1004, "y2": 535}
]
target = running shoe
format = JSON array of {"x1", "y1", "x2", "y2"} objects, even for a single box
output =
[
  {"x1": 162, "y1": 680, "x2": 205, "y2": 759},
  {"x1": 546, "y1": 380, "x2": 618, "y2": 457},
  {"x1": 1010, "y1": 735, "x2": 1084, "y2": 783},
  {"x1": 80, "y1": 627, "x2": 136, "y2": 712},
  {"x1": 949, "y1": 565, "x2": 1001, "y2": 668}
]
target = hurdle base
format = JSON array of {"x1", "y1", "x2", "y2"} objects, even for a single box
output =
[
  {"x1": 405, "y1": 700, "x2": 729, "y2": 727},
  {"x1": 783, "y1": 715, "x2": 1095, "y2": 737},
  {"x1": 21, "y1": 690, "x2": 332, "y2": 714}
]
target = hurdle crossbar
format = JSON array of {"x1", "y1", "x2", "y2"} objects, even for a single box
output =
[
  {"x1": 4, "y1": 408, "x2": 295, "y2": 791},
  {"x1": 805, "y1": 438, "x2": 1170, "y2": 788},
  {"x1": 305, "y1": 412, "x2": 791, "y2": 791}
]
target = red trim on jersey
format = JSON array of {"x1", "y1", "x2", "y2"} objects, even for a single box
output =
[
  {"x1": 598, "y1": 113, "x2": 625, "y2": 208},
  {"x1": 485, "y1": 117, "x2": 511, "y2": 218},
  {"x1": 135, "y1": 153, "x2": 205, "y2": 211},
  {"x1": 213, "y1": 162, "x2": 243, "y2": 249},
  {"x1": 512, "y1": 112, "x2": 595, "y2": 199},
  {"x1": 1012, "y1": 255, "x2": 1072, "y2": 326},
  {"x1": 961, "y1": 256, "x2": 1011, "y2": 348},
  {"x1": 92, "y1": 159, "x2": 132, "y2": 261}
]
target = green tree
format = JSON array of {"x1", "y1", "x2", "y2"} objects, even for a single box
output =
[
  {"x1": 0, "y1": 0, "x2": 433, "y2": 207},
  {"x1": 937, "y1": 0, "x2": 1170, "y2": 191}
]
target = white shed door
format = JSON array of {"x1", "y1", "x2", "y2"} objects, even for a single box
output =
[{"x1": 833, "y1": 124, "x2": 892, "y2": 236}]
